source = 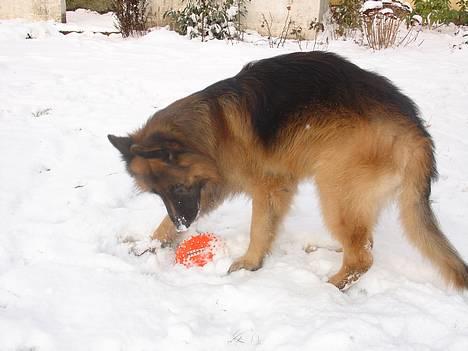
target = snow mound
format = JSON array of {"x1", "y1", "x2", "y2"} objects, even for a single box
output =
[{"x1": 0, "y1": 20, "x2": 60, "y2": 40}]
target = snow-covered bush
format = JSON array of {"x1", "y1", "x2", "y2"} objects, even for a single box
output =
[
  {"x1": 361, "y1": 0, "x2": 412, "y2": 49},
  {"x1": 408, "y1": 0, "x2": 467, "y2": 28},
  {"x1": 164, "y1": 0, "x2": 249, "y2": 41},
  {"x1": 413, "y1": 0, "x2": 451, "y2": 28},
  {"x1": 112, "y1": 0, "x2": 148, "y2": 37},
  {"x1": 451, "y1": 27, "x2": 468, "y2": 49}
]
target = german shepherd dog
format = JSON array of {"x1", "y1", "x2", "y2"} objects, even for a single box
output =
[{"x1": 108, "y1": 52, "x2": 468, "y2": 290}]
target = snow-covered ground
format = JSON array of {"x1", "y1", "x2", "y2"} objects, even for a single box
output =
[
  {"x1": 58, "y1": 9, "x2": 117, "y2": 33},
  {"x1": 1, "y1": 11, "x2": 468, "y2": 351}
]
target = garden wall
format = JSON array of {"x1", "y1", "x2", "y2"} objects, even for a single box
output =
[{"x1": 0, "y1": 0, "x2": 66, "y2": 22}]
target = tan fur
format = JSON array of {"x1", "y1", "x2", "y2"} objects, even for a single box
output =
[
  {"x1": 398, "y1": 139, "x2": 468, "y2": 289},
  {"x1": 152, "y1": 215, "x2": 177, "y2": 247},
  {"x1": 121, "y1": 93, "x2": 466, "y2": 290}
]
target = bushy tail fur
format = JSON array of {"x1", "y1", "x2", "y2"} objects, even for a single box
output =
[{"x1": 399, "y1": 141, "x2": 468, "y2": 290}]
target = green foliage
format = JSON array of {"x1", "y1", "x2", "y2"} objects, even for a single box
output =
[
  {"x1": 455, "y1": 0, "x2": 468, "y2": 24},
  {"x1": 164, "y1": 0, "x2": 250, "y2": 41},
  {"x1": 413, "y1": 0, "x2": 452, "y2": 27},
  {"x1": 330, "y1": 0, "x2": 363, "y2": 37},
  {"x1": 412, "y1": 0, "x2": 468, "y2": 26}
]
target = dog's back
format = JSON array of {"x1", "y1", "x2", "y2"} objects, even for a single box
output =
[{"x1": 210, "y1": 52, "x2": 428, "y2": 146}]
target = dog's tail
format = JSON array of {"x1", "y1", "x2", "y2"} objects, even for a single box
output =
[{"x1": 399, "y1": 138, "x2": 468, "y2": 290}]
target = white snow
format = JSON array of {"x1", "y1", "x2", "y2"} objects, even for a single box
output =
[
  {"x1": 226, "y1": 5, "x2": 239, "y2": 19},
  {"x1": 401, "y1": 1, "x2": 413, "y2": 12},
  {"x1": 412, "y1": 14, "x2": 423, "y2": 25},
  {"x1": 362, "y1": 0, "x2": 412, "y2": 13},
  {"x1": 1, "y1": 11, "x2": 468, "y2": 351},
  {"x1": 379, "y1": 8, "x2": 394, "y2": 15},
  {"x1": 362, "y1": 1, "x2": 383, "y2": 11},
  {"x1": 58, "y1": 9, "x2": 117, "y2": 33}
]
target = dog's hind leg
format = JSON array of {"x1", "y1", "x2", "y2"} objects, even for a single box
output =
[
  {"x1": 316, "y1": 168, "x2": 398, "y2": 290},
  {"x1": 228, "y1": 178, "x2": 297, "y2": 273},
  {"x1": 325, "y1": 219, "x2": 374, "y2": 290}
]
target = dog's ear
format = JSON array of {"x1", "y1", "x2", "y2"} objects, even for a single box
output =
[{"x1": 107, "y1": 134, "x2": 133, "y2": 156}]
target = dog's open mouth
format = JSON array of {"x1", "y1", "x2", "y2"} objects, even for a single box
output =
[
  {"x1": 174, "y1": 216, "x2": 189, "y2": 232},
  {"x1": 163, "y1": 197, "x2": 200, "y2": 233},
  {"x1": 162, "y1": 185, "x2": 201, "y2": 232}
]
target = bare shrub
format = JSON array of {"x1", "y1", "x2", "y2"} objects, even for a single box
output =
[
  {"x1": 260, "y1": 6, "x2": 292, "y2": 48},
  {"x1": 112, "y1": 0, "x2": 149, "y2": 37},
  {"x1": 309, "y1": 18, "x2": 327, "y2": 51},
  {"x1": 260, "y1": 9, "x2": 329, "y2": 51},
  {"x1": 361, "y1": 0, "x2": 412, "y2": 49}
]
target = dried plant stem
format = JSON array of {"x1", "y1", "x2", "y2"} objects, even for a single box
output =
[
  {"x1": 363, "y1": 15, "x2": 404, "y2": 50},
  {"x1": 276, "y1": 8, "x2": 291, "y2": 48},
  {"x1": 112, "y1": 0, "x2": 148, "y2": 38},
  {"x1": 261, "y1": 13, "x2": 274, "y2": 48}
]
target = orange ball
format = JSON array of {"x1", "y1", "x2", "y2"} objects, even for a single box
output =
[{"x1": 175, "y1": 233, "x2": 221, "y2": 267}]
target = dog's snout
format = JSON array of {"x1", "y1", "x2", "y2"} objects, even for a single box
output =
[{"x1": 172, "y1": 183, "x2": 186, "y2": 195}]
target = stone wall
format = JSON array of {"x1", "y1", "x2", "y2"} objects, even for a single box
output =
[
  {"x1": 147, "y1": 0, "x2": 183, "y2": 27},
  {"x1": 66, "y1": 0, "x2": 113, "y2": 13},
  {"x1": 147, "y1": 0, "x2": 325, "y2": 39},
  {"x1": 0, "y1": 0, "x2": 66, "y2": 22},
  {"x1": 244, "y1": 0, "x2": 324, "y2": 40}
]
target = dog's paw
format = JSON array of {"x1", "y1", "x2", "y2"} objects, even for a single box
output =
[
  {"x1": 159, "y1": 239, "x2": 176, "y2": 249},
  {"x1": 328, "y1": 270, "x2": 362, "y2": 291},
  {"x1": 228, "y1": 256, "x2": 262, "y2": 274}
]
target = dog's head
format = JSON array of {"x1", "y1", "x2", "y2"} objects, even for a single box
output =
[{"x1": 108, "y1": 132, "x2": 217, "y2": 231}]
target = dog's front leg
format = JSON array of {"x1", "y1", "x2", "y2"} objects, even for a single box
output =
[
  {"x1": 228, "y1": 181, "x2": 296, "y2": 273},
  {"x1": 151, "y1": 215, "x2": 177, "y2": 248}
]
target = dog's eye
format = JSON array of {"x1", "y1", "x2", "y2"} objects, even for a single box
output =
[
  {"x1": 159, "y1": 150, "x2": 171, "y2": 163},
  {"x1": 137, "y1": 149, "x2": 172, "y2": 162}
]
